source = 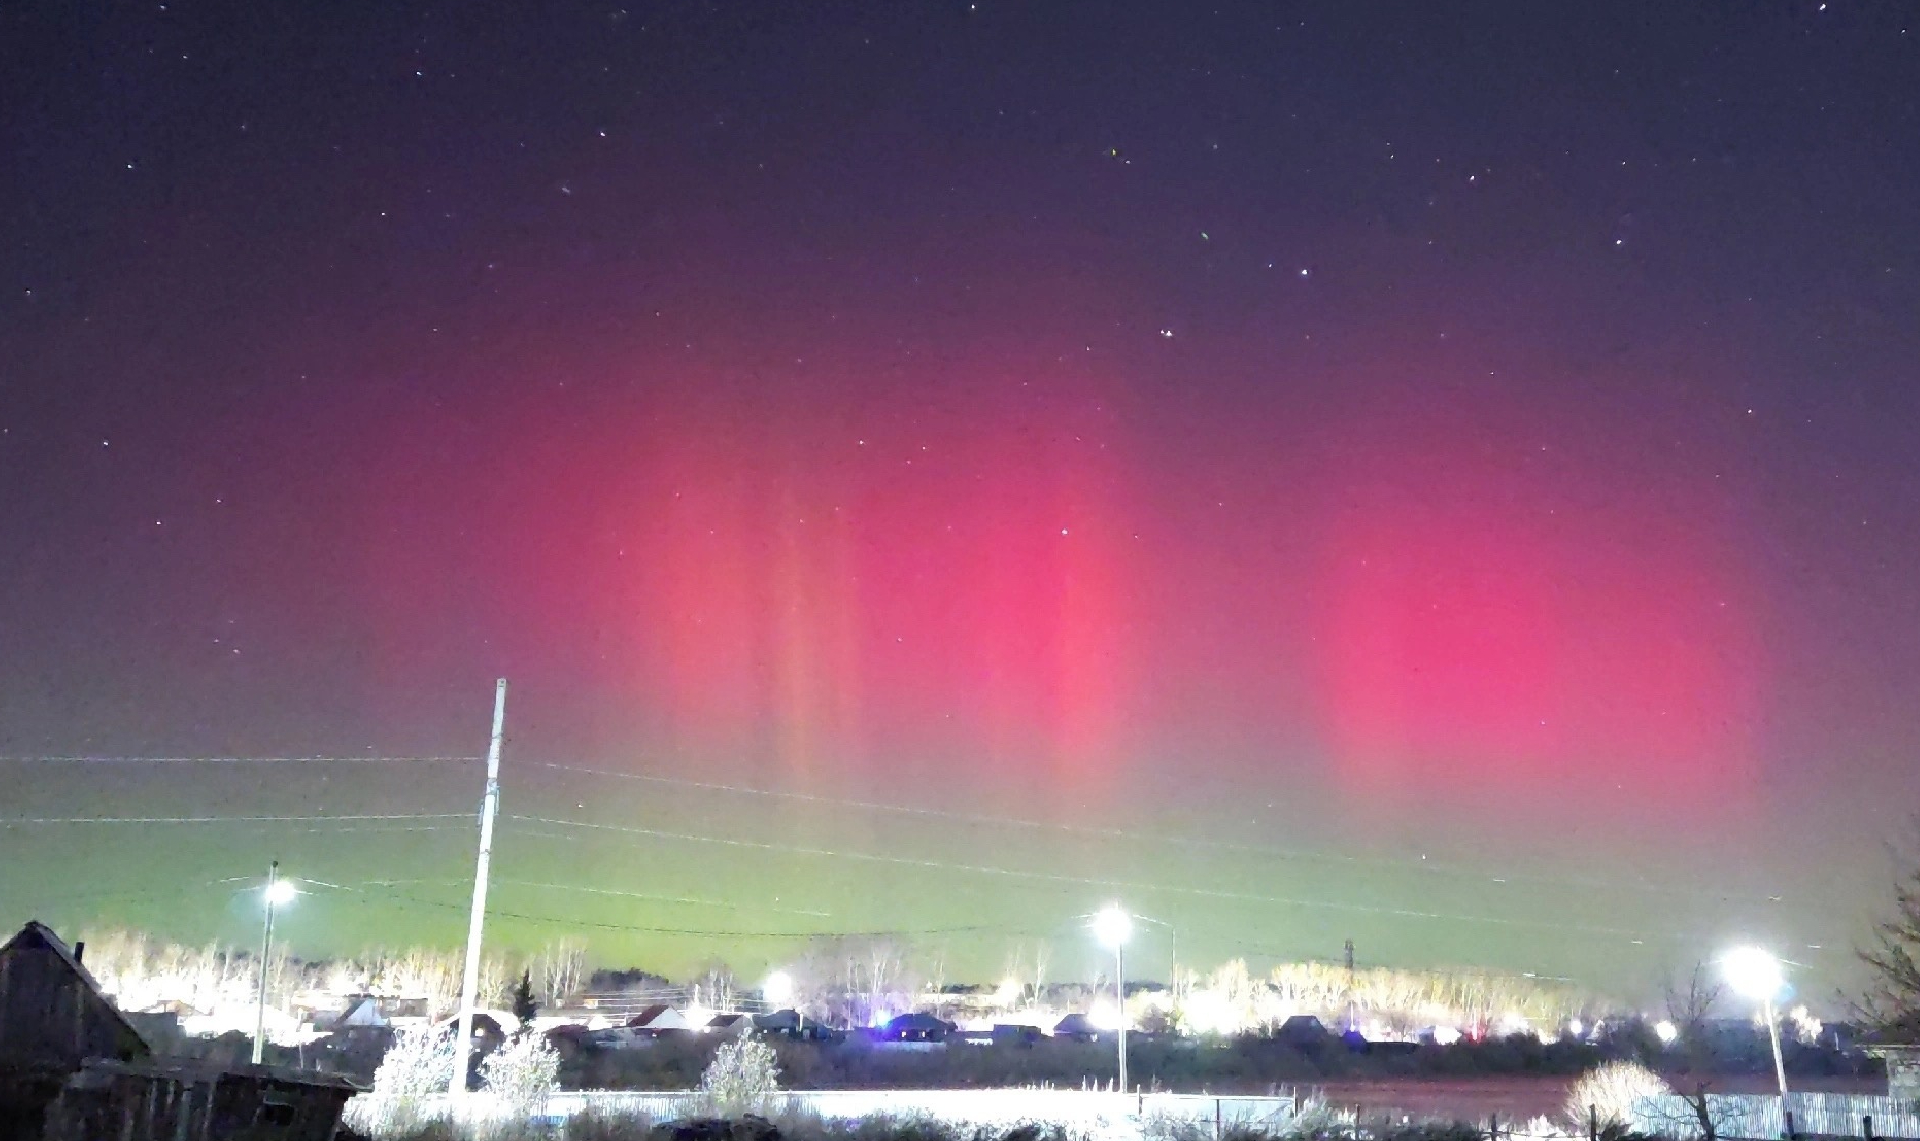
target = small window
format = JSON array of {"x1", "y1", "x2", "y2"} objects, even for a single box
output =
[{"x1": 257, "y1": 1099, "x2": 297, "y2": 1128}]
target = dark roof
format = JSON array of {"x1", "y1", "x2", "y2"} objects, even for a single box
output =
[
  {"x1": 72, "y1": 1057, "x2": 362, "y2": 1093},
  {"x1": 885, "y1": 1012, "x2": 954, "y2": 1032},
  {"x1": 0, "y1": 921, "x2": 152, "y2": 1063},
  {"x1": 2, "y1": 923, "x2": 116, "y2": 1006},
  {"x1": 1054, "y1": 1013, "x2": 1099, "y2": 1035}
]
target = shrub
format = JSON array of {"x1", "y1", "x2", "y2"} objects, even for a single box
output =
[
  {"x1": 482, "y1": 1032, "x2": 562, "y2": 1123},
  {"x1": 1566, "y1": 1060, "x2": 1671, "y2": 1129},
  {"x1": 700, "y1": 1031, "x2": 782, "y2": 1117},
  {"x1": 352, "y1": 1025, "x2": 460, "y2": 1137}
]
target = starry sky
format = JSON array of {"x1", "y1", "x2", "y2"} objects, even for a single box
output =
[{"x1": 3, "y1": 0, "x2": 1918, "y2": 1005}]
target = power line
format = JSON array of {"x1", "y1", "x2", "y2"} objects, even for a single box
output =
[
  {"x1": 490, "y1": 877, "x2": 835, "y2": 919},
  {"x1": 0, "y1": 755, "x2": 481, "y2": 765},
  {"x1": 349, "y1": 878, "x2": 1034, "y2": 940},
  {"x1": 534, "y1": 761, "x2": 1793, "y2": 910},
  {"x1": 503, "y1": 812, "x2": 1704, "y2": 945},
  {"x1": 0, "y1": 813, "x2": 473, "y2": 826}
]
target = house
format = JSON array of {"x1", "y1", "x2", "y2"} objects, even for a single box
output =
[
  {"x1": 42, "y1": 1059, "x2": 356, "y2": 1141},
  {"x1": 706, "y1": 1013, "x2": 754, "y2": 1037},
  {"x1": 627, "y1": 1006, "x2": 698, "y2": 1035},
  {"x1": 1275, "y1": 1015, "x2": 1330, "y2": 1049},
  {"x1": 992, "y1": 1024, "x2": 1044, "y2": 1047},
  {"x1": 1864, "y1": 1043, "x2": 1920, "y2": 1099},
  {"x1": 1, "y1": 921, "x2": 356, "y2": 1141},
  {"x1": 1052, "y1": 1013, "x2": 1100, "y2": 1043},
  {"x1": 0, "y1": 921, "x2": 151, "y2": 1141},
  {"x1": 879, "y1": 1012, "x2": 954, "y2": 1043}
]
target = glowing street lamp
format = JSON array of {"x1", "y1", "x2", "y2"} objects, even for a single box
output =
[
  {"x1": 765, "y1": 969, "x2": 803, "y2": 1035},
  {"x1": 1722, "y1": 947, "x2": 1791, "y2": 1133},
  {"x1": 252, "y1": 861, "x2": 298, "y2": 1065},
  {"x1": 1093, "y1": 904, "x2": 1132, "y2": 1094}
]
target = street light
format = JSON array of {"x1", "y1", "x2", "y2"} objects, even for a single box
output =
[
  {"x1": 1723, "y1": 947, "x2": 1791, "y2": 1136},
  {"x1": 1093, "y1": 904, "x2": 1132, "y2": 1094},
  {"x1": 764, "y1": 970, "x2": 802, "y2": 1035},
  {"x1": 252, "y1": 861, "x2": 298, "y2": 1065}
]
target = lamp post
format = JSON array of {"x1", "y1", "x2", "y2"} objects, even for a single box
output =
[
  {"x1": 252, "y1": 862, "x2": 298, "y2": 1065},
  {"x1": 765, "y1": 970, "x2": 800, "y2": 1035},
  {"x1": 1093, "y1": 904, "x2": 1133, "y2": 1094},
  {"x1": 1723, "y1": 947, "x2": 1791, "y2": 1137}
]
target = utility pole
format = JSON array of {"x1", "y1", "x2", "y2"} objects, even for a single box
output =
[
  {"x1": 1344, "y1": 938, "x2": 1356, "y2": 1033},
  {"x1": 1114, "y1": 935, "x2": 1127, "y2": 1095},
  {"x1": 451, "y1": 678, "x2": 508, "y2": 1097},
  {"x1": 251, "y1": 860, "x2": 285, "y2": 1065}
]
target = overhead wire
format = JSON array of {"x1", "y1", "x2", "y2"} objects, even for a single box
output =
[
  {"x1": 0, "y1": 755, "x2": 481, "y2": 765},
  {"x1": 502, "y1": 812, "x2": 1710, "y2": 945},
  {"x1": 534, "y1": 761, "x2": 1797, "y2": 910}
]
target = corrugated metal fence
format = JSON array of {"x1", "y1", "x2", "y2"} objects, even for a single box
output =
[
  {"x1": 348, "y1": 1088, "x2": 1299, "y2": 1138},
  {"x1": 1631, "y1": 1093, "x2": 1920, "y2": 1139}
]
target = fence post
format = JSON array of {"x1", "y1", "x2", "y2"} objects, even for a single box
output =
[
  {"x1": 1215, "y1": 1097, "x2": 1222, "y2": 1141},
  {"x1": 1784, "y1": 1109, "x2": 1797, "y2": 1141},
  {"x1": 1489, "y1": 1112, "x2": 1499, "y2": 1141},
  {"x1": 1589, "y1": 1104, "x2": 1598, "y2": 1141},
  {"x1": 1862, "y1": 1114, "x2": 1873, "y2": 1141}
]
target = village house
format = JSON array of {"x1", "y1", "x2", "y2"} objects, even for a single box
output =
[{"x1": 0, "y1": 921, "x2": 355, "y2": 1141}]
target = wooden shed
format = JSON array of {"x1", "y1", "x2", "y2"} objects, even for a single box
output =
[
  {"x1": 0, "y1": 921, "x2": 150, "y2": 1141},
  {"x1": 42, "y1": 1059, "x2": 356, "y2": 1141}
]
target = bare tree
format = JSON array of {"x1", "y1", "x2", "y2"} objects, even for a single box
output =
[
  {"x1": 1664, "y1": 961, "x2": 1724, "y2": 1033},
  {"x1": 1858, "y1": 823, "x2": 1920, "y2": 1042},
  {"x1": 536, "y1": 937, "x2": 588, "y2": 1007}
]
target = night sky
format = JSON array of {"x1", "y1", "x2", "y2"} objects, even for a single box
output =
[{"x1": 4, "y1": 1, "x2": 1918, "y2": 1005}]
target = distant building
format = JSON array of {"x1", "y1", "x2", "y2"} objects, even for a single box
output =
[
  {"x1": 1274, "y1": 1015, "x2": 1330, "y2": 1049},
  {"x1": 1052, "y1": 1013, "x2": 1100, "y2": 1043},
  {"x1": 878, "y1": 1012, "x2": 955, "y2": 1043}
]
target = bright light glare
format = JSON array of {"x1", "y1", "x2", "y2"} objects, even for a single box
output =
[
  {"x1": 684, "y1": 1003, "x2": 713, "y2": 1029},
  {"x1": 264, "y1": 879, "x2": 299, "y2": 906},
  {"x1": 1567, "y1": 1019, "x2": 1584, "y2": 1037},
  {"x1": 1093, "y1": 904, "x2": 1132, "y2": 947},
  {"x1": 1089, "y1": 998, "x2": 1123, "y2": 1031},
  {"x1": 1722, "y1": 946, "x2": 1784, "y2": 1001},
  {"x1": 1431, "y1": 1026, "x2": 1462, "y2": 1046},
  {"x1": 996, "y1": 977, "x2": 1020, "y2": 1005},
  {"x1": 763, "y1": 970, "x2": 794, "y2": 1008},
  {"x1": 1654, "y1": 1020, "x2": 1679, "y2": 1044}
]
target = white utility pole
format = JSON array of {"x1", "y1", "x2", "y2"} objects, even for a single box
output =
[
  {"x1": 451, "y1": 678, "x2": 508, "y2": 1097},
  {"x1": 251, "y1": 860, "x2": 283, "y2": 1065}
]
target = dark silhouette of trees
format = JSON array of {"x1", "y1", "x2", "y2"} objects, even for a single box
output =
[{"x1": 1858, "y1": 823, "x2": 1920, "y2": 1042}]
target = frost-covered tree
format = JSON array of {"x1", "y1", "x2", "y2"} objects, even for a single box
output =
[
  {"x1": 356, "y1": 1024, "x2": 459, "y2": 1136},
  {"x1": 481, "y1": 1032, "x2": 560, "y2": 1124},
  {"x1": 699, "y1": 1030, "x2": 780, "y2": 1118},
  {"x1": 1566, "y1": 1061, "x2": 1671, "y2": 1130}
]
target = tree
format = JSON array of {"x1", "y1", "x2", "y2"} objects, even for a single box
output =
[
  {"x1": 536, "y1": 936, "x2": 587, "y2": 1006},
  {"x1": 509, "y1": 968, "x2": 539, "y2": 1023},
  {"x1": 480, "y1": 1032, "x2": 560, "y2": 1122},
  {"x1": 1664, "y1": 961, "x2": 1724, "y2": 1034},
  {"x1": 1858, "y1": 823, "x2": 1920, "y2": 1042},
  {"x1": 699, "y1": 1030, "x2": 780, "y2": 1117},
  {"x1": 1566, "y1": 1060, "x2": 1671, "y2": 1130}
]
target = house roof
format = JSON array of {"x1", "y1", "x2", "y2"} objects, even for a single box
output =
[
  {"x1": 1, "y1": 921, "x2": 152, "y2": 1060},
  {"x1": 71, "y1": 1057, "x2": 362, "y2": 1093},
  {"x1": 625, "y1": 1003, "x2": 671, "y2": 1028}
]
